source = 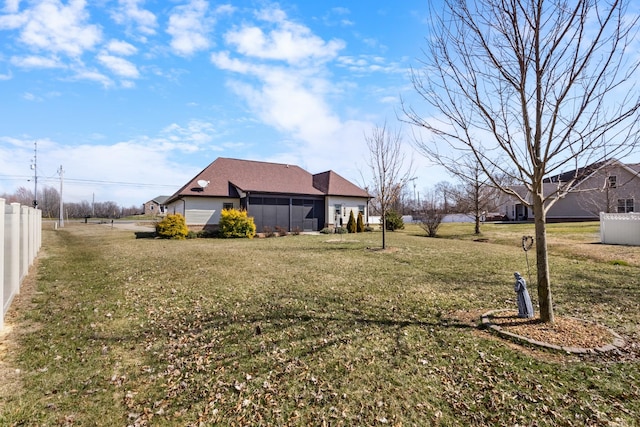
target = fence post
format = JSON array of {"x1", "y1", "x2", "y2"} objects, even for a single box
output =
[
  {"x1": 28, "y1": 207, "x2": 36, "y2": 266},
  {"x1": 20, "y1": 206, "x2": 29, "y2": 282},
  {"x1": 8, "y1": 203, "x2": 21, "y2": 297},
  {"x1": 1, "y1": 199, "x2": 5, "y2": 330}
]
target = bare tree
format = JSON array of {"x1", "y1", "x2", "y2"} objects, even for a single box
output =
[
  {"x1": 418, "y1": 187, "x2": 446, "y2": 237},
  {"x1": 449, "y1": 160, "x2": 502, "y2": 234},
  {"x1": 365, "y1": 123, "x2": 413, "y2": 249},
  {"x1": 404, "y1": 0, "x2": 640, "y2": 322}
]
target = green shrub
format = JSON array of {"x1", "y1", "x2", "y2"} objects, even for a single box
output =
[
  {"x1": 155, "y1": 213, "x2": 189, "y2": 239},
  {"x1": 357, "y1": 211, "x2": 365, "y2": 233},
  {"x1": 320, "y1": 227, "x2": 332, "y2": 234},
  {"x1": 383, "y1": 210, "x2": 404, "y2": 231},
  {"x1": 219, "y1": 209, "x2": 256, "y2": 238},
  {"x1": 347, "y1": 210, "x2": 356, "y2": 233},
  {"x1": 335, "y1": 227, "x2": 348, "y2": 234}
]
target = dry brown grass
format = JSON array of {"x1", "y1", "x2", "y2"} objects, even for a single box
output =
[{"x1": 1, "y1": 221, "x2": 639, "y2": 426}]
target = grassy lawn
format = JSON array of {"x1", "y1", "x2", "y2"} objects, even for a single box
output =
[{"x1": 1, "y1": 221, "x2": 639, "y2": 426}]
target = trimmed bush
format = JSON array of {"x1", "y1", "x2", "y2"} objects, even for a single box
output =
[
  {"x1": 155, "y1": 213, "x2": 189, "y2": 239},
  {"x1": 347, "y1": 210, "x2": 356, "y2": 233},
  {"x1": 219, "y1": 209, "x2": 256, "y2": 239},
  {"x1": 357, "y1": 211, "x2": 365, "y2": 233}
]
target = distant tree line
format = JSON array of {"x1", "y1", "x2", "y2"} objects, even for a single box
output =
[{"x1": 1, "y1": 185, "x2": 142, "y2": 219}]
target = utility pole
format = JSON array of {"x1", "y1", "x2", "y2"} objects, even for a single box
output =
[
  {"x1": 408, "y1": 177, "x2": 417, "y2": 209},
  {"x1": 58, "y1": 165, "x2": 64, "y2": 227},
  {"x1": 31, "y1": 141, "x2": 38, "y2": 209}
]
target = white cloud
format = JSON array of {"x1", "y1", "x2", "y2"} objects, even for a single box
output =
[
  {"x1": 106, "y1": 39, "x2": 137, "y2": 56},
  {"x1": 210, "y1": 5, "x2": 375, "y2": 181},
  {"x1": 158, "y1": 120, "x2": 219, "y2": 151},
  {"x1": 0, "y1": 9, "x2": 26, "y2": 29},
  {"x1": 4, "y1": 0, "x2": 20, "y2": 14},
  {"x1": 0, "y1": 121, "x2": 221, "y2": 206},
  {"x1": 71, "y1": 68, "x2": 112, "y2": 87},
  {"x1": 16, "y1": 0, "x2": 102, "y2": 57},
  {"x1": 22, "y1": 92, "x2": 42, "y2": 101},
  {"x1": 11, "y1": 54, "x2": 63, "y2": 68},
  {"x1": 337, "y1": 55, "x2": 402, "y2": 74},
  {"x1": 167, "y1": 0, "x2": 211, "y2": 56},
  {"x1": 111, "y1": 0, "x2": 157, "y2": 36},
  {"x1": 224, "y1": 7, "x2": 344, "y2": 65},
  {"x1": 97, "y1": 53, "x2": 139, "y2": 78}
]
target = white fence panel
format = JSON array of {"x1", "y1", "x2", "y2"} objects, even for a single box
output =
[
  {"x1": 2, "y1": 198, "x2": 42, "y2": 330},
  {"x1": 600, "y1": 212, "x2": 640, "y2": 246}
]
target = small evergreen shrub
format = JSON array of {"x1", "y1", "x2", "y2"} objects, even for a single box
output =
[
  {"x1": 335, "y1": 227, "x2": 348, "y2": 234},
  {"x1": 357, "y1": 212, "x2": 365, "y2": 233},
  {"x1": 383, "y1": 210, "x2": 404, "y2": 231},
  {"x1": 218, "y1": 208, "x2": 256, "y2": 239},
  {"x1": 320, "y1": 227, "x2": 332, "y2": 234},
  {"x1": 155, "y1": 213, "x2": 189, "y2": 239},
  {"x1": 347, "y1": 211, "x2": 356, "y2": 233}
]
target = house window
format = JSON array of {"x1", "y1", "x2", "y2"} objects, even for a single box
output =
[
  {"x1": 617, "y1": 198, "x2": 634, "y2": 213},
  {"x1": 358, "y1": 205, "x2": 365, "y2": 215},
  {"x1": 150, "y1": 205, "x2": 154, "y2": 211},
  {"x1": 223, "y1": 203, "x2": 234, "y2": 210},
  {"x1": 608, "y1": 175, "x2": 617, "y2": 188}
]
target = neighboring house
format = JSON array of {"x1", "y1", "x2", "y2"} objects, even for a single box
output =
[
  {"x1": 144, "y1": 196, "x2": 169, "y2": 216},
  {"x1": 164, "y1": 157, "x2": 371, "y2": 232},
  {"x1": 498, "y1": 159, "x2": 640, "y2": 221}
]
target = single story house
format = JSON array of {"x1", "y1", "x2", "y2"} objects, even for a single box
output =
[
  {"x1": 164, "y1": 157, "x2": 371, "y2": 232},
  {"x1": 143, "y1": 195, "x2": 169, "y2": 216},
  {"x1": 498, "y1": 159, "x2": 640, "y2": 221}
]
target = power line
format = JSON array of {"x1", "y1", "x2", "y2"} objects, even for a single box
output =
[{"x1": 0, "y1": 174, "x2": 177, "y2": 189}]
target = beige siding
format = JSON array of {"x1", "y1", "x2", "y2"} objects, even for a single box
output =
[{"x1": 326, "y1": 196, "x2": 368, "y2": 227}]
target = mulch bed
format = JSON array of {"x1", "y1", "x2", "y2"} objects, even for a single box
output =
[{"x1": 487, "y1": 310, "x2": 615, "y2": 349}]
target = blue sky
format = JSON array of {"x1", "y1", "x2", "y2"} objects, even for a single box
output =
[{"x1": 0, "y1": 0, "x2": 436, "y2": 207}]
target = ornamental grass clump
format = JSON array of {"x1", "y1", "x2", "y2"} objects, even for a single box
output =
[
  {"x1": 155, "y1": 213, "x2": 189, "y2": 239},
  {"x1": 218, "y1": 208, "x2": 256, "y2": 238}
]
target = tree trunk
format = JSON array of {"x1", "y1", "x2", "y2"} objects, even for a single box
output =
[
  {"x1": 475, "y1": 214, "x2": 480, "y2": 234},
  {"x1": 382, "y1": 212, "x2": 387, "y2": 249},
  {"x1": 533, "y1": 193, "x2": 554, "y2": 323}
]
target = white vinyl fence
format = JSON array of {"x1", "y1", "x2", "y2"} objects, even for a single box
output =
[
  {"x1": 1, "y1": 199, "x2": 42, "y2": 330},
  {"x1": 600, "y1": 212, "x2": 640, "y2": 246}
]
